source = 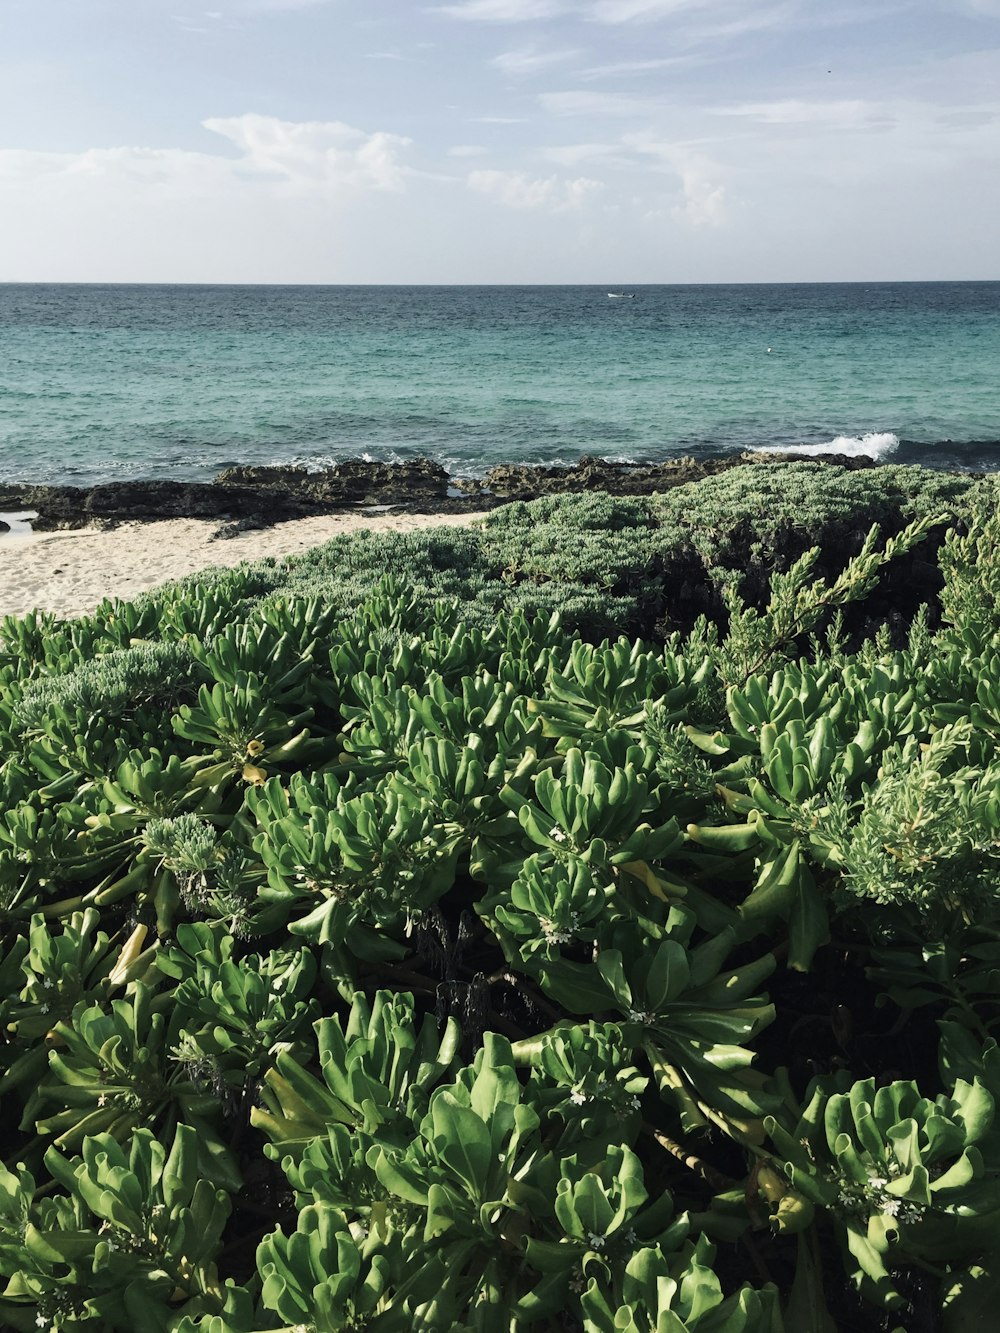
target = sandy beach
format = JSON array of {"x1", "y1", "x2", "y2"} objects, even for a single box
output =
[{"x1": 0, "y1": 509, "x2": 488, "y2": 622}]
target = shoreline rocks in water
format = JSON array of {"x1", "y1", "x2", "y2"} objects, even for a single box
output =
[
  {"x1": 0, "y1": 451, "x2": 880, "y2": 533},
  {"x1": 452, "y1": 450, "x2": 877, "y2": 499}
]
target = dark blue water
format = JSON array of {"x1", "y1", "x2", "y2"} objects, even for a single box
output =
[{"x1": 0, "y1": 282, "x2": 997, "y2": 485}]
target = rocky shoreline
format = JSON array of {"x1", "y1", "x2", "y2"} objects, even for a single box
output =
[{"x1": 0, "y1": 451, "x2": 880, "y2": 535}]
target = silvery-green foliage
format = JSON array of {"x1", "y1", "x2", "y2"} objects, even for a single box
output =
[
  {"x1": 713, "y1": 515, "x2": 943, "y2": 687},
  {"x1": 937, "y1": 485, "x2": 1000, "y2": 652},
  {"x1": 645, "y1": 716, "x2": 718, "y2": 816},
  {"x1": 823, "y1": 727, "x2": 1000, "y2": 916},
  {"x1": 10, "y1": 641, "x2": 198, "y2": 734},
  {"x1": 143, "y1": 814, "x2": 219, "y2": 880}
]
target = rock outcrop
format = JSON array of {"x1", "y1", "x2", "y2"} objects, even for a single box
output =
[
  {"x1": 0, "y1": 452, "x2": 878, "y2": 532},
  {"x1": 453, "y1": 451, "x2": 875, "y2": 500}
]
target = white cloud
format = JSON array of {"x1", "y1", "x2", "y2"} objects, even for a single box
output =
[
  {"x1": 625, "y1": 136, "x2": 727, "y2": 225},
  {"x1": 467, "y1": 167, "x2": 602, "y2": 208},
  {"x1": 686, "y1": 2, "x2": 794, "y2": 40},
  {"x1": 0, "y1": 115, "x2": 413, "y2": 197},
  {"x1": 492, "y1": 45, "x2": 580, "y2": 76},
  {"x1": 589, "y1": 0, "x2": 717, "y2": 20},
  {"x1": 539, "y1": 89, "x2": 659, "y2": 116},
  {"x1": 541, "y1": 141, "x2": 619, "y2": 164},
  {"x1": 587, "y1": 0, "x2": 793, "y2": 35},
  {"x1": 671, "y1": 155, "x2": 725, "y2": 225},
  {"x1": 579, "y1": 56, "x2": 694, "y2": 77},
  {"x1": 243, "y1": 0, "x2": 336, "y2": 10},
  {"x1": 712, "y1": 98, "x2": 895, "y2": 129},
  {"x1": 202, "y1": 114, "x2": 412, "y2": 190},
  {"x1": 432, "y1": 0, "x2": 567, "y2": 19}
]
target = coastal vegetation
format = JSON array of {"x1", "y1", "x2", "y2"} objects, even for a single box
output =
[{"x1": 1, "y1": 461, "x2": 999, "y2": 1331}]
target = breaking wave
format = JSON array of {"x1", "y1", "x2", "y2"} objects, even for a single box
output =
[{"x1": 752, "y1": 431, "x2": 900, "y2": 461}]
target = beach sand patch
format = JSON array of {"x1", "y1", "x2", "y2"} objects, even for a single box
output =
[{"x1": 0, "y1": 511, "x2": 488, "y2": 621}]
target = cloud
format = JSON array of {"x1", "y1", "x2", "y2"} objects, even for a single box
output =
[
  {"x1": 671, "y1": 154, "x2": 725, "y2": 225},
  {"x1": 588, "y1": 0, "x2": 706, "y2": 18},
  {"x1": 0, "y1": 115, "x2": 413, "y2": 197},
  {"x1": 539, "y1": 89, "x2": 659, "y2": 116},
  {"x1": 448, "y1": 143, "x2": 489, "y2": 156},
  {"x1": 625, "y1": 136, "x2": 727, "y2": 225},
  {"x1": 541, "y1": 141, "x2": 620, "y2": 165},
  {"x1": 578, "y1": 56, "x2": 695, "y2": 77},
  {"x1": 431, "y1": 0, "x2": 567, "y2": 19},
  {"x1": 242, "y1": 0, "x2": 337, "y2": 10},
  {"x1": 467, "y1": 167, "x2": 602, "y2": 208},
  {"x1": 492, "y1": 45, "x2": 580, "y2": 76},
  {"x1": 712, "y1": 98, "x2": 896, "y2": 129},
  {"x1": 587, "y1": 0, "x2": 793, "y2": 36},
  {"x1": 202, "y1": 114, "x2": 412, "y2": 190}
]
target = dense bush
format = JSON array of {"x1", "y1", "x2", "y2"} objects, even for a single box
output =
[
  {"x1": 280, "y1": 462, "x2": 985, "y2": 641},
  {"x1": 0, "y1": 463, "x2": 999, "y2": 1330}
]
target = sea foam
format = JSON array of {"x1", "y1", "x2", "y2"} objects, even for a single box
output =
[{"x1": 753, "y1": 432, "x2": 900, "y2": 461}]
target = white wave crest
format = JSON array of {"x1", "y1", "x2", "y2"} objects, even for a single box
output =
[{"x1": 753, "y1": 431, "x2": 900, "y2": 461}]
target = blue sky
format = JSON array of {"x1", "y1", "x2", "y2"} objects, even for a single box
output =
[{"x1": 1, "y1": 0, "x2": 998, "y2": 281}]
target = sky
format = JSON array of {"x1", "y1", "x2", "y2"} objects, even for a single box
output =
[{"x1": 0, "y1": 0, "x2": 998, "y2": 282}]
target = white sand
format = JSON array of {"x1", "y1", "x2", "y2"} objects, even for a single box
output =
[{"x1": 0, "y1": 510, "x2": 488, "y2": 621}]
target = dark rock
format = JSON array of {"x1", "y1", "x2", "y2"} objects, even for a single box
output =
[
  {"x1": 741, "y1": 450, "x2": 875, "y2": 471},
  {"x1": 453, "y1": 455, "x2": 711, "y2": 499},
  {"x1": 214, "y1": 457, "x2": 451, "y2": 506},
  {"x1": 209, "y1": 515, "x2": 270, "y2": 541},
  {"x1": 0, "y1": 520, "x2": 9, "y2": 535},
  {"x1": 22, "y1": 481, "x2": 301, "y2": 532},
  {"x1": 1, "y1": 451, "x2": 884, "y2": 532},
  {"x1": 454, "y1": 451, "x2": 877, "y2": 501}
]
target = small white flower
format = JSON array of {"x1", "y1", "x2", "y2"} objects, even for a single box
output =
[
  {"x1": 627, "y1": 1009, "x2": 654, "y2": 1025},
  {"x1": 569, "y1": 1089, "x2": 587, "y2": 1106},
  {"x1": 39, "y1": 1003, "x2": 49, "y2": 1014},
  {"x1": 36, "y1": 1316, "x2": 48, "y2": 1329},
  {"x1": 548, "y1": 826, "x2": 567, "y2": 844},
  {"x1": 588, "y1": 1231, "x2": 606, "y2": 1249},
  {"x1": 540, "y1": 916, "x2": 574, "y2": 945}
]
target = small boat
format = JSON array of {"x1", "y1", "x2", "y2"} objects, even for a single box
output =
[{"x1": 607, "y1": 291, "x2": 635, "y2": 299}]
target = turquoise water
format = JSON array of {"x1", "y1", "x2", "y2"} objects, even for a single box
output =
[{"x1": 0, "y1": 283, "x2": 998, "y2": 485}]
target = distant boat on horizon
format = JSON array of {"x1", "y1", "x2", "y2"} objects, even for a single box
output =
[{"x1": 608, "y1": 291, "x2": 635, "y2": 299}]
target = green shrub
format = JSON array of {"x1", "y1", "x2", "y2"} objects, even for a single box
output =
[{"x1": 0, "y1": 462, "x2": 998, "y2": 1331}]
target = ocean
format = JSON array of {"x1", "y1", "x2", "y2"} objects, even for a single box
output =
[{"x1": 0, "y1": 282, "x2": 998, "y2": 486}]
